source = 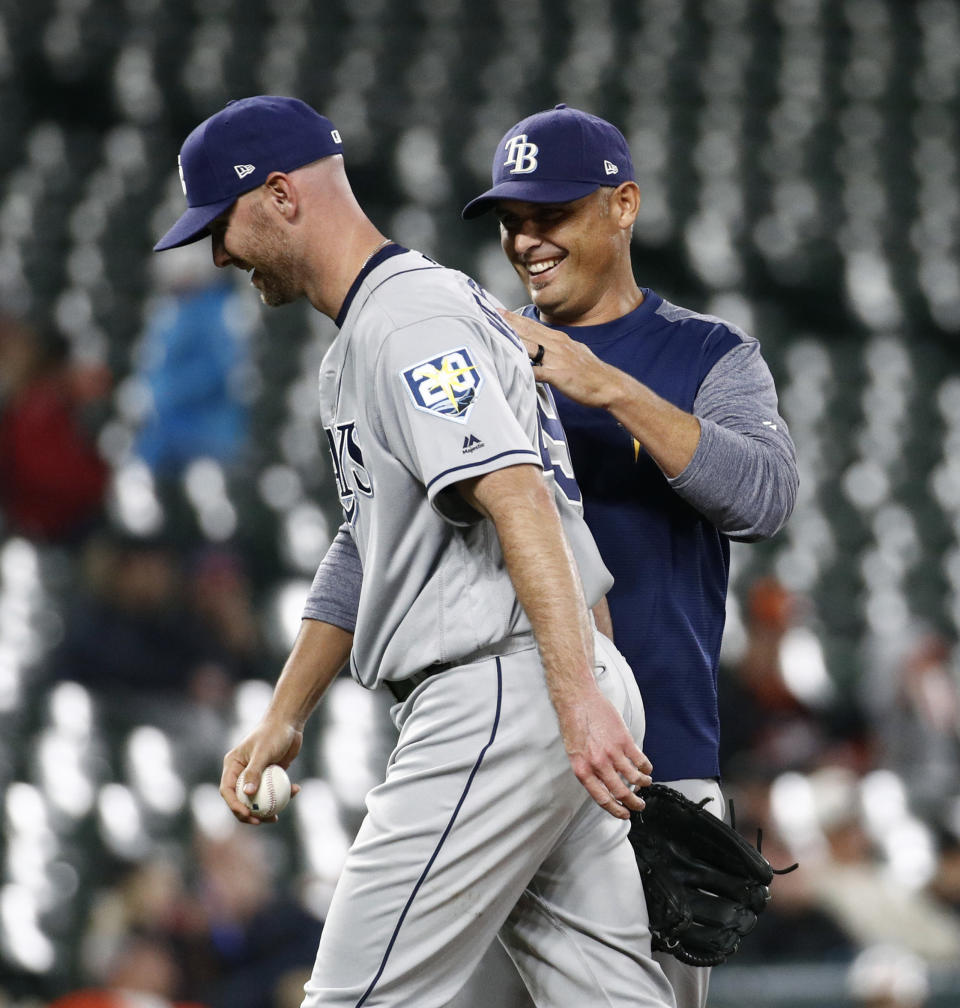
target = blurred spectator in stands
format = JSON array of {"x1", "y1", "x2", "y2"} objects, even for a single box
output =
[
  {"x1": 82, "y1": 855, "x2": 194, "y2": 974},
  {"x1": 846, "y1": 943, "x2": 930, "y2": 1008},
  {"x1": 70, "y1": 854, "x2": 206, "y2": 1008},
  {"x1": 0, "y1": 311, "x2": 110, "y2": 542},
  {"x1": 804, "y1": 766, "x2": 960, "y2": 964},
  {"x1": 718, "y1": 576, "x2": 852, "y2": 777},
  {"x1": 131, "y1": 244, "x2": 255, "y2": 478},
  {"x1": 860, "y1": 624, "x2": 960, "y2": 822},
  {"x1": 46, "y1": 532, "x2": 242, "y2": 765},
  {"x1": 187, "y1": 545, "x2": 269, "y2": 684},
  {"x1": 48, "y1": 933, "x2": 208, "y2": 1008},
  {"x1": 75, "y1": 829, "x2": 321, "y2": 1008},
  {"x1": 175, "y1": 828, "x2": 324, "y2": 1008}
]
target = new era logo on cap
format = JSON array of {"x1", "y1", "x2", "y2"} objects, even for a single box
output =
[
  {"x1": 462, "y1": 104, "x2": 636, "y2": 219},
  {"x1": 154, "y1": 96, "x2": 344, "y2": 251}
]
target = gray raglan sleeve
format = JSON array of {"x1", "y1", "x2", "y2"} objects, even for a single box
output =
[
  {"x1": 667, "y1": 337, "x2": 798, "y2": 542},
  {"x1": 301, "y1": 523, "x2": 362, "y2": 631}
]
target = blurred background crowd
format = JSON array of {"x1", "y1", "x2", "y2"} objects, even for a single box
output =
[{"x1": 1, "y1": 0, "x2": 960, "y2": 1005}]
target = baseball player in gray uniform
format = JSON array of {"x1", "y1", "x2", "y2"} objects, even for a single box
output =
[{"x1": 154, "y1": 96, "x2": 676, "y2": 1008}]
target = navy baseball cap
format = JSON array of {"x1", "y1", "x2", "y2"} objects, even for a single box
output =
[
  {"x1": 154, "y1": 95, "x2": 344, "y2": 251},
  {"x1": 461, "y1": 104, "x2": 635, "y2": 219}
]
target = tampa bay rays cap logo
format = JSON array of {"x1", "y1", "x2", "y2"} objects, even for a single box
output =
[
  {"x1": 504, "y1": 134, "x2": 539, "y2": 175},
  {"x1": 401, "y1": 348, "x2": 483, "y2": 423},
  {"x1": 462, "y1": 105, "x2": 637, "y2": 219}
]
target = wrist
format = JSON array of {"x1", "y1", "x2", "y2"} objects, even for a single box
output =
[
  {"x1": 548, "y1": 669, "x2": 601, "y2": 712},
  {"x1": 597, "y1": 362, "x2": 632, "y2": 414},
  {"x1": 263, "y1": 704, "x2": 308, "y2": 734}
]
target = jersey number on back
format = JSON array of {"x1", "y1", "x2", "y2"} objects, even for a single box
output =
[
  {"x1": 467, "y1": 278, "x2": 582, "y2": 507},
  {"x1": 536, "y1": 386, "x2": 582, "y2": 507}
]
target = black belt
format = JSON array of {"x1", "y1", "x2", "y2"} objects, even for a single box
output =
[
  {"x1": 384, "y1": 632, "x2": 536, "y2": 703},
  {"x1": 385, "y1": 661, "x2": 455, "y2": 703}
]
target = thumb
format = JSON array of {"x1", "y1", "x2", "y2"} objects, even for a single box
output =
[{"x1": 239, "y1": 758, "x2": 267, "y2": 796}]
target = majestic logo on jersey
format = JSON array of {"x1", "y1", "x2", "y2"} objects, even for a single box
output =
[
  {"x1": 462, "y1": 433, "x2": 484, "y2": 454},
  {"x1": 324, "y1": 420, "x2": 373, "y2": 524},
  {"x1": 503, "y1": 134, "x2": 539, "y2": 174},
  {"x1": 401, "y1": 348, "x2": 483, "y2": 423}
]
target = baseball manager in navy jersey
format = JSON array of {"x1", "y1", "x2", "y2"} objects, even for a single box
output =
[
  {"x1": 463, "y1": 104, "x2": 799, "y2": 1006},
  {"x1": 155, "y1": 96, "x2": 678, "y2": 1008}
]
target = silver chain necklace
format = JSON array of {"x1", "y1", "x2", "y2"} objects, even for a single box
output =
[{"x1": 361, "y1": 238, "x2": 392, "y2": 270}]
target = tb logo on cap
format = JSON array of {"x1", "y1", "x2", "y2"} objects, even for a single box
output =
[{"x1": 504, "y1": 134, "x2": 539, "y2": 175}]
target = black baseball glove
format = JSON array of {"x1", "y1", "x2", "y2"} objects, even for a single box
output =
[{"x1": 627, "y1": 784, "x2": 795, "y2": 967}]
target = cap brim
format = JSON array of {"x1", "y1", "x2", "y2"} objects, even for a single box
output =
[
  {"x1": 153, "y1": 196, "x2": 238, "y2": 251},
  {"x1": 461, "y1": 179, "x2": 601, "y2": 219}
]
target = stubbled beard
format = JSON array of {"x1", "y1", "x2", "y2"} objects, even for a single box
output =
[
  {"x1": 249, "y1": 205, "x2": 300, "y2": 307},
  {"x1": 257, "y1": 276, "x2": 295, "y2": 307}
]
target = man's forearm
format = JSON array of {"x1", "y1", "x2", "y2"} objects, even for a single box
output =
[
  {"x1": 602, "y1": 364, "x2": 702, "y2": 478},
  {"x1": 669, "y1": 340, "x2": 798, "y2": 539},
  {"x1": 582, "y1": 341, "x2": 797, "y2": 537},
  {"x1": 457, "y1": 463, "x2": 648, "y2": 817},
  {"x1": 461, "y1": 465, "x2": 595, "y2": 700},
  {"x1": 220, "y1": 617, "x2": 354, "y2": 823},
  {"x1": 265, "y1": 618, "x2": 354, "y2": 729}
]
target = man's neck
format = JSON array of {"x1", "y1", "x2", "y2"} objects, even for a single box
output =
[
  {"x1": 304, "y1": 225, "x2": 388, "y2": 321},
  {"x1": 540, "y1": 285, "x2": 644, "y2": 327}
]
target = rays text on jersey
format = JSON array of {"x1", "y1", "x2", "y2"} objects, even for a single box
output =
[{"x1": 324, "y1": 419, "x2": 373, "y2": 523}]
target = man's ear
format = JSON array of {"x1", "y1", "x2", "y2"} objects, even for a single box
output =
[
  {"x1": 264, "y1": 172, "x2": 296, "y2": 220},
  {"x1": 614, "y1": 181, "x2": 640, "y2": 229}
]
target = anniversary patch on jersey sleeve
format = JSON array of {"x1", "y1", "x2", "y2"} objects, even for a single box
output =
[{"x1": 400, "y1": 347, "x2": 483, "y2": 423}]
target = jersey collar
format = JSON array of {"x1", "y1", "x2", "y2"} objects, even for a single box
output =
[
  {"x1": 523, "y1": 289, "x2": 661, "y2": 346},
  {"x1": 335, "y1": 243, "x2": 408, "y2": 328}
]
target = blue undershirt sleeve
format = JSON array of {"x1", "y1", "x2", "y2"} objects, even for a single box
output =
[
  {"x1": 301, "y1": 523, "x2": 362, "y2": 632},
  {"x1": 668, "y1": 338, "x2": 798, "y2": 541}
]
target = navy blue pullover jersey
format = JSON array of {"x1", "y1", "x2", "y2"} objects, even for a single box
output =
[{"x1": 523, "y1": 289, "x2": 786, "y2": 780}]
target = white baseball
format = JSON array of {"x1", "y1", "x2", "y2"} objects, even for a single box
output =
[{"x1": 236, "y1": 764, "x2": 292, "y2": 818}]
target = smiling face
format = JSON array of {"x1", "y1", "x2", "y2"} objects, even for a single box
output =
[
  {"x1": 210, "y1": 190, "x2": 303, "y2": 307},
  {"x1": 496, "y1": 184, "x2": 641, "y2": 326}
]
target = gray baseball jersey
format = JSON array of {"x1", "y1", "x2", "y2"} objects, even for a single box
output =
[
  {"x1": 304, "y1": 244, "x2": 674, "y2": 1008},
  {"x1": 318, "y1": 245, "x2": 611, "y2": 689}
]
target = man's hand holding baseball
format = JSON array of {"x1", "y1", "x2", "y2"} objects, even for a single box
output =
[{"x1": 220, "y1": 719, "x2": 303, "y2": 824}]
